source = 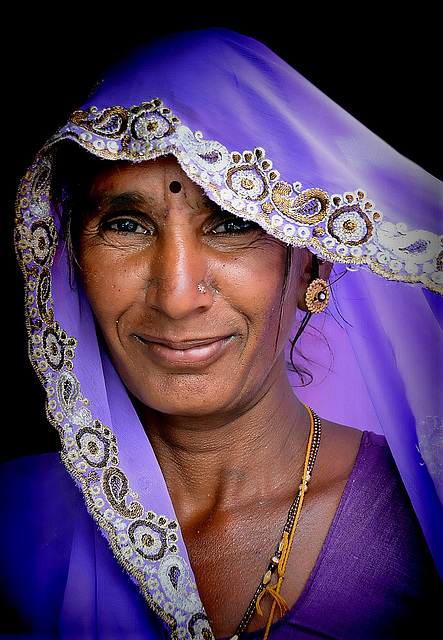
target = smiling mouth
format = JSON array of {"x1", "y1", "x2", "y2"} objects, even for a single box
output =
[{"x1": 133, "y1": 335, "x2": 233, "y2": 366}]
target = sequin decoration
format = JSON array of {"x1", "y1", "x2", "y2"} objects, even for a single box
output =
[
  {"x1": 158, "y1": 555, "x2": 203, "y2": 614},
  {"x1": 271, "y1": 183, "x2": 329, "y2": 226},
  {"x1": 76, "y1": 425, "x2": 113, "y2": 469},
  {"x1": 36, "y1": 267, "x2": 54, "y2": 325},
  {"x1": 14, "y1": 149, "x2": 213, "y2": 640},
  {"x1": 56, "y1": 371, "x2": 92, "y2": 426},
  {"x1": 50, "y1": 99, "x2": 442, "y2": 293},
  {"x1": 36, "y1": 322, "x2": 76, "y2": 373},
  {"x1": 327, "y1": 194, "x2": 373, "y2": 245},
  {"x1": 71, "y1": 106, "x2": 129, "y2": 139},
  {"x1": 128, "y1": 517, "x2": 179, "y2": 561},
  {"x1": 226, "y1": 150, "x2": 271, "y2": 201},
  {"x1": 13, "y1": 93, "x2": 442, "y2": 640}
]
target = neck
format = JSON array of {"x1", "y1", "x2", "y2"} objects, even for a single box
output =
[{"x1": 137, "y1": 371, "x2": 310, "y2": 524}]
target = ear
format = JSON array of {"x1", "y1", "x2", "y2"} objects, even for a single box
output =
[{"x1": 297, "y1": 249, "x2": 333, "y2": 311}]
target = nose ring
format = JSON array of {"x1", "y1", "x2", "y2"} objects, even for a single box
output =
[{"x1": 197, "y1": 283, "x2": 206, "y2": 294}]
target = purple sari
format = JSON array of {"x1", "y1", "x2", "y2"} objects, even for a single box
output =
[
  {"x1": 2, "y1": 432, "x2": 440, "y2": 638},
  {"x1": 3, "y1": 28, "x2": 442, "y2": 639}
]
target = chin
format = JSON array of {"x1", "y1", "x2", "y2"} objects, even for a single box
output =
[{"x1": 128, "y1": 374, "x2": 242, "y2": 420}]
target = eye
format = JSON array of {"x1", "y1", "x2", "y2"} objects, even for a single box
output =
[
  {"x1": 101, "y1": 215, "x2": 150, "y2": 235},
  {"x1": 109, "y1": 219, "x2": 145, "y2": 233},
  {"x1": 211, "y1": 216, "x2": 261, "y2": 235}
]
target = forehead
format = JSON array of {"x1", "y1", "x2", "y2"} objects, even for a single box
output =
[
  {"x1": 90, "y1": 156, "x2": 204, "y2": 199},
  {"x1": 87, "y1": 155, "x2": 223, "y2": 220}
]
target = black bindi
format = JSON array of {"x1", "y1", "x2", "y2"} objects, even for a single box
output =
[{"x1": 169, "y1": 180, "x2": 182, "y2": 193}]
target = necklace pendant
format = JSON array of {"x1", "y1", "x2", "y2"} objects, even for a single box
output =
[
  {"x1": 263, "y1": 569, "x2": 272, "y2": 585},
  {"x1": 232, "y1": 406, "x2": 322, "y2": 640}
]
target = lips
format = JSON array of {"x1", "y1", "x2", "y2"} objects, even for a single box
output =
[{"x1": 133, "y1": 334, "x2": 233, "y2": 366}]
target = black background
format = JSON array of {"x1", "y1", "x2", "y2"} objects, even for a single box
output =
[{"x1": 3, "y1": 8, "x2": 440, "y2": 463}]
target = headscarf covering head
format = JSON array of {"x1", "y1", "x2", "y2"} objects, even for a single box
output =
[
  {"x1": 14, "y1": 28, "x2": 443, "y2": 638},
  {"x1": 52, "y1": 29, "x2": 442, "y2": 288}
]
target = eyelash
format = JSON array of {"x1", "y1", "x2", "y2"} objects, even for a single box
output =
[
  {"x1": 210, "y1": 217, "x2": 260, "y2": 235},
  {"x1": 100, "y1": 213, "x2": 151, "y2": 235},
  {"x1": 105, "y1": 219, "x2": 148, "y2": 234},
  {"x1": 100, "y1": 212, "x2": 260, "y2": 237}
]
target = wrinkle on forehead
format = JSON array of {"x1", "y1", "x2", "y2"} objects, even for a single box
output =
[
  {"x1": 88, "y1": 158, "x2": 224, "y2": 220},
  {"x1": 87, "y1": 191, "x2": 154, "y2": 216}
]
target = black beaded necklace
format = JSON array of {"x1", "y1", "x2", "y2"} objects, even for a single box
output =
[{"x1": 230, "y1": 405, "x2": 322, "y2": 640}]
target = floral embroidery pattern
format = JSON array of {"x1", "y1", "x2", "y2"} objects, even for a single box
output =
[
  {"x1": 13, "y1": 97, "x2": 442, "y2": 640},
  {"x1": 15, "y1": 153, "x2": 214, "y2": 640},
  {"x1": 50, "y1": 99, "x2": 442, "y2": 294}
]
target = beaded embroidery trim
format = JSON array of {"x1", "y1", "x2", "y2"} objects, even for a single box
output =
[
  {"x1": 15, "y1": 154, "x2": 214, "y2": 640},
  {"x1": 13, "y1": 97, "x2": 442, "y2": 640},
  {"x1": 48, "y1": 99, "x2": 443, "y2": 294}
]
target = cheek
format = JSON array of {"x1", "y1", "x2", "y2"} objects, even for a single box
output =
[
  {"x1": 216, "y1": 246, "x2": 291, "y2": 341},
  {"x1": 245, "y1": 250, "x2": 301, "y2": 352},
  {"x1": 79, "y1": 247, "x2": 140, "y2": 331}
]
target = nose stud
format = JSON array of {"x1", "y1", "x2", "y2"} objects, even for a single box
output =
[
  {"x1": 169, "y1": 180, "x2": 182, "y2": 193},
  {"x1": 197, "y1": 283, "x2": 206, "y2": 294}
]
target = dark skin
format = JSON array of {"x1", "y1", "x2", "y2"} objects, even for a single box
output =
[{"x1": 78, "y1": 155, "x2": 362, "y2": 637}]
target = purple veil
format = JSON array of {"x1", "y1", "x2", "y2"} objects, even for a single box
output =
[{"x1": 13, "y1": 28, "x2": 442, "y2": 639}]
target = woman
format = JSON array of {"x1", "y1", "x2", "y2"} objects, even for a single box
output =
[{"x1": 2, "y1": 28, "x2": 442, "y2": 639}]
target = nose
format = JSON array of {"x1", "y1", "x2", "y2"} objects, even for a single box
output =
[{"x1": 147, "y1": 230, "x2": 213, "y2": 320}]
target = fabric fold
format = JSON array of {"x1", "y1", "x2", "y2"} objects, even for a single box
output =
[{"x1": 10, "y1": 28, "x2": 442, "y2": 638}]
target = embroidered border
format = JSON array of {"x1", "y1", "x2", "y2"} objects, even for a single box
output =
[
  {"x1": 14, "y1": 153, "x2": 214, "y2": 640},
  {"x1": 13, "y1": 97, "x2": 443, "y2": 639},
  {"x1": 48, "y1": 99, "x2": 443, "y2": 295}
]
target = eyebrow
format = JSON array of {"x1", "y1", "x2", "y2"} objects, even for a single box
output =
[
  {"x1": 87, "y1": 189, "x2": 224, "y2": 218},
  {"x1": 87, "y1": 191, "x2": 153, "y2": 216}
]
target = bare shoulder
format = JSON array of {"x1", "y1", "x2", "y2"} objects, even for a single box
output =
[{"x1": 314, "y1": 419, "x2": 364, "y2": 487}]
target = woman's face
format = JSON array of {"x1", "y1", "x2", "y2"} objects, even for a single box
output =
[{"x1": 78, "y1": 156, "x2": 306, "y2": 419}]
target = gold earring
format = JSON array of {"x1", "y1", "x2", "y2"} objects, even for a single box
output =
[{"x1": 305, "y1": 278, "x2": 329, "y2": 314}]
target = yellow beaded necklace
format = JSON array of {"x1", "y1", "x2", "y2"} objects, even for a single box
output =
[{"x1": 230, "y1": 404, "x2": 322, "y2": 640}]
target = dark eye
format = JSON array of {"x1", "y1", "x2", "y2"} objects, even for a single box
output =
[
  {"x1": 104, "y1": 217, "x2": 148, "y2": 234},
  {"x1": 211, "y1": 217, "x2": 260, "y2": 234}
]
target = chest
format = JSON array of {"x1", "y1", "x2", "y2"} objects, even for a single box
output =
[{"x1": 182, "y1": 481, "x2": 347, "y2": 638}]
